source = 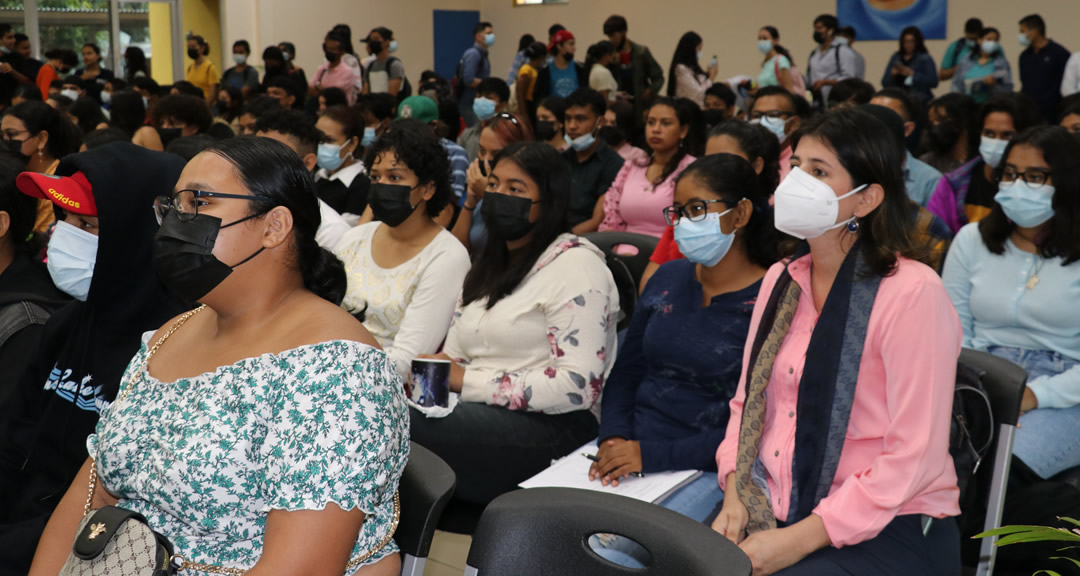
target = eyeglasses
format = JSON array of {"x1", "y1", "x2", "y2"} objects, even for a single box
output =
[
  {"x1": 157, "y1": 189, "x2": 274, "y2": 222},
  {"x1": 749, "y1": 110, "x2": 792, "y2": 121},
  {"x1": 998, "y1": 168, "x2": 1052, "y2": 189},
  {"x1": 663, "y1": 199, "x2": 732, "y2": 226}
]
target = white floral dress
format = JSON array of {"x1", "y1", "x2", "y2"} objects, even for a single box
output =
[{"x1": 87, "y1": 333, "x2": 410, "y2": 572}]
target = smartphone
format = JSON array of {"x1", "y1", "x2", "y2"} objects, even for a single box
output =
[{"x1": 711, "y1": 55, "x2": 718, "y2": 68}]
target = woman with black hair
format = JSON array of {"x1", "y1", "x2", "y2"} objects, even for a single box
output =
[
  {"x1": 593, "y1": 154, "x2": 779, "y2": 511},
  {"x1": 108, "y1": 90, "x2": 164, "y2": 152},
  {"x1": 411, "y1": 141, "x2": 618, "y2": 507},
  {"x1": 214, "y1": 85, "x2": 244, "y2": 126},
  {"x1": 67, "y1": 97, "x2": 108, "y2": 135},
  {"x1": 72, "y1": 43, "x2": 114, "y2": 105},
  {"x1": 943, "y1": 125, "x2": 1080, "y2": 480},
  {"x1": 1, "y1": 100, "x2": 81, "y2": 232},
  {"x1": 599, "y1": 99, "x2": 647, "y2": 164},
  {"x1": 642, "y1": 120, "x2": 782, "y2": 289},
  {"x1": 881, "y1": 26, "x2": 939, "y2": 104},
  {"x1": 535, "y1": 96, "x2": 568, "y2": 151},
  {"x1": 122, "y1": 46, "x2": 148, "y2": 83},
  {"x1": 31, "y1": 137, "x2": 409, "y2": 576},
  {"x1": 586, "y1": 41, "x2": 619, "y2": 103},
  {"x1": 334, "y1": 121, "x2": 469, "y2": 381},
  {"x1": 12, "y1": 83, "x2": 42, "y2": 107},
  {"x1": 600, "y1": 97, "x2": 698, "y2": 237},
  {"x1": 756, "y1": 26, "x2": 796, "y2": 93},
  {"x1": 928, "y1": 92, "x2": 1044, "y2": 233},
  {"x1": 920, "y1": 92, "x2": 978, "y2": 174},
  {"x1": 713, "y1": 108, "x2": 962, "y2": 575},
  {"x1": 668, "y1": 31, "x2": 716, "y2": 108},
  {"x1": 952, "y1": 27, "x2": 1013, "y2": 104},
  {"x1": 1058, "y1": 95, "x2": 1080, "y2": 133}
]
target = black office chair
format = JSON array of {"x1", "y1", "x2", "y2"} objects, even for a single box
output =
[
  {"x1": 955, "y1": 350, "x2": 1028, "y2": 576},
  {"x1": 583, "y1": 232, "x2": 661, "y2": 330},
  {"x1": 464, "y1": 487, "x2": 752, "y2": 575},
  {"x1": 395, "y1": 442, "x2": 457, "y2": 576}
]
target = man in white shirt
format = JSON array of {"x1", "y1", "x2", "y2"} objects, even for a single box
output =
[
  {"x1": 807, "y1": 14, "x2": 857, "y2": 111},
  {"x1": 1062, "y1": 51, "x2": 1080, "y2": 97}
]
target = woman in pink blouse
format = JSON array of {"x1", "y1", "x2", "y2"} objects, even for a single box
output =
[
  {"x1": 599, "y1": 97, "x2": 700, "y2": 237},
  {"x1": 713, "y1": 108, "x2": 962, "y2": 575}
]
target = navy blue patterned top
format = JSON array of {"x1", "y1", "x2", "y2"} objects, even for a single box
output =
[{"x1": 599, "y1": 258, "x2": 760, "y2": 473}]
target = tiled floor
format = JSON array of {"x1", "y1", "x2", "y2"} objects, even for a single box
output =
[{"x1": 423, "y1": 530, "x2": 472, "y2": 576}]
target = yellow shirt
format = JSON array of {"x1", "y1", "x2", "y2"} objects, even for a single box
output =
[
  {"x1": 518, "y1": 64, "x2": 539, "y2": 101},
  {"x1": 185, "y1": 59, "x2": 220, "y2": 100}
]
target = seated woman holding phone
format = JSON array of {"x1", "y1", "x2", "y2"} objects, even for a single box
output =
[
  {"x1": 411, "y1": 142, "x2": 618, "y2": 508},
  {"x1": 591, "y1": 154, "x2": 780, "y2": 522}
]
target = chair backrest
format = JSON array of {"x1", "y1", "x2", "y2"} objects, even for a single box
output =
[
  {"x1": 396, "y1": 442, "x2": 457, "y2": 576},
  {"x1": 956, "y1": 349, "x2": 1027, "y2": 576},
  {"x1": 465, "y1": 487, "x2": 752, "y2": 576},
  {"x1": 583, "y1": 232, "x2": 661, "y2": 331}
]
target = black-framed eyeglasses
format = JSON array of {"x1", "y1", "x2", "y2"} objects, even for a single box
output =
[
  {"x1": 663, "y1": 199, "x2": 731, "y2": 226},
  {"x1": 157, "y1": 189, "x2": 274, "y2": 222},
  {"x1": 998, "y1": 168, "x2": 1052, "y2": 189},
  {"x1": 748, "y1": 110, "x2": 792, "y2": 121}
]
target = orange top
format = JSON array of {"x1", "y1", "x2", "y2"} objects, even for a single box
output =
[{"x1": 36, "y1": 64, "x2": 59, "y2": 100}]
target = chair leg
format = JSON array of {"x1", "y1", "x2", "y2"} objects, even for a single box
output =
[
  {"x1": 400, "y1": 554, "x2": 425, "y2": 576},
  {"x1": 977, "y1": 424, "x2": 1016, "y2": 576}
]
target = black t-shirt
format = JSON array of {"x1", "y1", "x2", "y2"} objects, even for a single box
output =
[
  {"x1": 71, "y1": 67, "x2": 115, "y2": 104},
  {"x1": 965, "y1": 160, "x2": 997, "y2": 225},
  {"x1": 0, "y1": 52, "x2": 24, "y2": 103}
]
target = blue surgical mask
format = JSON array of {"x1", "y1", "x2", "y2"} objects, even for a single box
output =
[
  {"x1": 282, "y1": 51, "x2": 291, "y2": 62},
  {"x1": 389, "y1": 41, "x2": 398, "y2": 53},
  {"x1": 317, "y1": 142, "x2": 346, "y2": 172},
  {"x1": 564, "y1": 130, "x2": 596, "y2": 152},
  {"x1": 979, "y1": 136, "x2": 1008, "y2": 168},
  {"x1": 485, "y1": 33, "x2": 496, "y2": 47},
  {"x1": 362, "y1": 127, "x2": 377, "y2": 147},
  {"x1": 47, "y1": 220, "x2": 98, "y2": 302},
  {"x1": 754, "y1": 116, "x2": 787, "y2": 142},
  {"x1": 473, "y1": 97, "x2": 496, "y2": 121},
  {"x1": 757, "y1": 39, "x2": 773, "y2": 54},
  {"x1": 1018, "y1": 32, "x2": 1031, "y2": 48},
  {"x1": 981, "y1": 40, "x2": 999, "y2": 55},
  {"x1": 996, "y1": 181, "x2": 1055, "y2": 228},
  {"x1": 673, "y1": 208, "x2": 738, "y2": 267}
]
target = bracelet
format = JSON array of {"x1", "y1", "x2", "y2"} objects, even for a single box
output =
[{"x1": 463, "y1": 203, "x2": 477, "y2": 211}]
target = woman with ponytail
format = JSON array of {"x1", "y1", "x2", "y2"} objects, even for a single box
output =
[
  {"x1": 31, "y1": 136, "x2": 410, "y2": 576},
  {"x1": 2, "y1": 100, "x2": 82, "y2": 232}
]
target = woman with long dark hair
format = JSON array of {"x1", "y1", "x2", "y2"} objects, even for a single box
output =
[
  {"x1": 599, "y1": 97, "x2": 699, "y2": 237},
  {"x1": 952, "y1": 27, "x2": 1013, "y2": 104},
  {"x1": 667, "y1": 31, "x2": 716, "y2": 107},
  {"x1": 31, "y1": 136, "x2": 409, "y2": 575},
  {"x1": 123, "y1": 46, "x2": 148, "y2": 83},
  {"x1": 586, "y1": 41, "x2": 619, "y2": 103},
  {"x1": 411, "y1": 141, "x2": 618, "y2": 508},
  {"x1": 881, "y1": 26, "x2": 939, "y2": 104},
  {"x1": 943, "y1": 125, "x2": 1080, "y2": 481},
  {"x1": 756, "y1": 26, "x2": 795, "y2": 93},
  {"x1": 920, "y1": 92, "x2": 979, "y2": 175},
  {"x1": 713, "y1": 108, "x2": 962, "y2": 575},
  {"x1": 1, "y1": 100, "x2": 82, "y2": 232}
]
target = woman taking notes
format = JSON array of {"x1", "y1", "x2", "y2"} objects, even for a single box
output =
[{"x1": 713, "y1": 109, "x2": 962, "y2": 575}]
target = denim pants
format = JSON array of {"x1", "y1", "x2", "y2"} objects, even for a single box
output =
[{"x1": 988, "y1": 346, "x2": 1080, "y2": 479}]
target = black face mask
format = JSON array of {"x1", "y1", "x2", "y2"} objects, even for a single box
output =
[
  {"x1": 927, "y1": 123, "x2": 961, "y2": 152},
  {"x1": 368, "y1": 40, "x2": 383, "y2": 54},
  {"x1": 265, "y1": 65, "x2": 284, "y2": 79},
  {"x1": 369, "y1": 183, "x2": 419, "y2": 227},
  {"x1": 482, "y1": 192, "x2": 537, "y2": 242},
  {"x1": 598, "y1": 126, "x2": 623, "y2": 147},
  {"x1": 2, "y1": 138, "x2": 28, "y2": 162},
  {"x1": 324, "y1": 48, "x2": 340, "y2": 63},
  {"x1": 153, "y1": 210, "x2": 266, "y2": 304},
  {"x1": 702, "y1": 108, "x2": 728, "y2": 128},
  {"x1": 535, "y1": 121, "x2": 558, "y2": 142},
  {"x1": 187, "y1": 48, "x2": 201, "y2": 60},
  {"x1": 813, "y1": 31, "x2": 826, "y2": 45},
  {"x1": 157, "y1": 127, "x2": 182, "y2": 148}
]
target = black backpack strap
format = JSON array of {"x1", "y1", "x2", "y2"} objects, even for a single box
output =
[{"x1": 0, "y1": 301, "x2": 49, "y2": 350}]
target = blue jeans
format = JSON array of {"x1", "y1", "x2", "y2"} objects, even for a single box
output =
[
  {"x1": 589, "y1": 473, "x2": 724, "y2": 567},
  {"x1": 988, "y1": 346, "x2": 1080, "y2": 479}
]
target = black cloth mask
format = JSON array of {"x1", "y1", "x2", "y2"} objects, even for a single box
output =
[
  {"x1": 482, "y1": 191, "x2": 536, "y2": 241},
  {"x1": 187, "y1": 48, "x2": 201, "y2": 60},
  {"x1": 535, "y1": 121, "x2": 557, "y2": 142},
  {"x1": 3, "y1": 138, "x2": 28, "y2": 162},
  {"x1": 369, "y1": 183, "x2": 419, "y2": 227},
  {"x1": 368, "y1": 40, "x2": 383, "y2": 54},
  {"x1": 153, "y1": 210, "x2": 266, "y2": 304},
  {"x1": 325, "y1": 49, "x2": 341, "y2": 63},
  {"x1": 598, "y1": 126, "x2": 623, "y2": 147},
  {"x1": 927, "y1": 123, "x2": 961, "y2": 152},
  {"x1": 813, "y1": 32, "x2": 826, "y2": 45}
]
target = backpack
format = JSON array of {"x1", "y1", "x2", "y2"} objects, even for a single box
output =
[
  {"x1": 951, "y1": 360, "x2": 996, "y2": 532},
  {"x1": 773, "y1": 56, "x2": 807, "y2": 97},
  {"x1": 453, "y1": 48, "x2": 487, "y2": 101},
  {"x1": 0, "y1": 301, "x2": 50, "y2": 351},
  {"x1": 387, "y1": 56, "x2": 412, "y2": 103}
]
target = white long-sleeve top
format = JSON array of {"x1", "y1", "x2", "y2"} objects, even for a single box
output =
[
  {"x1": 674, "y1": 63, "x2": 712, "y2": 108},
  {"x1": 446, "y1": 235, "x2": 620, "y2": 415},
  {"x1": 1062, "y1": 52, "x2": 1080, "y2": 97},
  {"x1": 335, "y1": 222, "x2": 471, "y2": 380}
]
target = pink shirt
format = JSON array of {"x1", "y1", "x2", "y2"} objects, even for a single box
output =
[
  {"x1": 599, "y1": 154, "x2": 696, "y2": 237},
  {"x1": 716, "y1": 254, "x2": 962, "y2": 548},
  {"x1": 310, "y1": 61, "x2": 360, "y2": 104}
]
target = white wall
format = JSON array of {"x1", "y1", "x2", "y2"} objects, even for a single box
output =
[
  {"x1": 223, "y1": 0, "x2": 480, "y2": 81},
  {"x1": 226, "y1": 0, "x2": 1080, "y2": 99}
]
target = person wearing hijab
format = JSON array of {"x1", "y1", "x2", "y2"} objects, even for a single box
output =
[{"x1": 0, "y1": 142, "x2": 187, "y2": 574}]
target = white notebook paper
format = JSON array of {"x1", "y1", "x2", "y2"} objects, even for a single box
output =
[{"x1": 519, "y1": 442, "x2": 704, "y2": 504}]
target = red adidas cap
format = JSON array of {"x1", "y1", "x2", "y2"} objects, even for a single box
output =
[
  {"x1": 16, "y1": 171, "x2": 97, "y2": 216},
  {"x1": 549, "y1": 30, "x2": 575, "y2": 51}
]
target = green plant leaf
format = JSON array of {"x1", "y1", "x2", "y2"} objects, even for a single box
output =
[
  {"x1": 1033, "y1": 570, "x2": 1062, "y2": 576},
  {"x1": 975, "y1": 525, "x2": 1056, "y2": 538},
  {"x1": 1058, "y1": 517, "x2": 1080, "y2": 529},
  {"x1": 1048, "y1": 556, "x2": 1080, "y2": 569}
]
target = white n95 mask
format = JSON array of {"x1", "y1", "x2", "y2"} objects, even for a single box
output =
[
  {"x1": 773, "y1": 167, "x2": 866, "y2": 239},
  {"x1": 47, "y1": 220, "x2": 98, "y2": 301}
]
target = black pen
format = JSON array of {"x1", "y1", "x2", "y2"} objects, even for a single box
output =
[{"x1": 581, "y1": 452, "x2": 644, "y2": 477}]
